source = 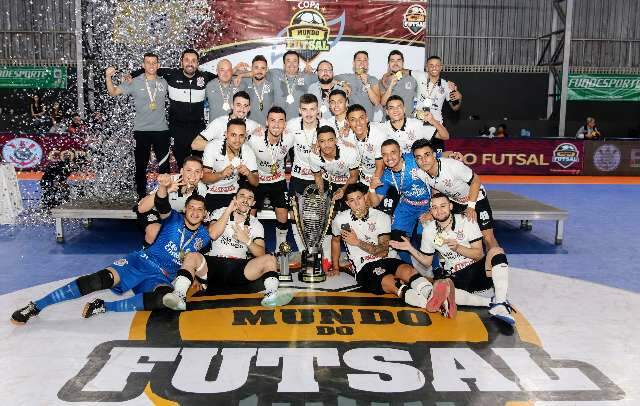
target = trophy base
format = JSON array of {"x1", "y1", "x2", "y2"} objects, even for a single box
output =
[
  {"x1": 299, "y1": 269, "x2": 327, "y2": 283},
  {"x1": 278, "y1": 273, "x2": 294, "y2": 282}
]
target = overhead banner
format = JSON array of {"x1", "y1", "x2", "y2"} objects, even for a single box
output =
[
  {"x1": 446, "y1": 139, "x2": 584, "y2": 175},
  {"x1": 0, "y1": 133, "x2": 87, "y2": 171},
  {"x1": 197, "y1": 0, "x2": 427, "y2": 77},
  {"x1": 567, "y1": 73, "x2": 640, "y2": 101},
  {"x1": 0, "y1": 66, "x2": 68, "y2": 89}
]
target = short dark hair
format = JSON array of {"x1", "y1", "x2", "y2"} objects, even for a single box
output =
[
  {"x1": 386, "y1": 95, "x2": 404, "y2": 106},
  {"x1": 388, "y1": 50, "x2": 404, "y2": 62},
  {"x1": 353, "y1": 50, "x2": 368, "y2": 60},
  {"x1": 381, "y1": 138, "x2": 400, "y2": 149},
  {"x1": 183, "y1": 155, "x2": 203, "y2": 167},
  {"x1": 267, "y1": 106, "x2": 286, "y2": 119},
  {"x1": 185, "y1": 194, "x2": 206, "y2": 206},
  {"x1": 299, "y1": 93, "x2": 318, "y2": 106},
  {"x1": 283, "y1": 50, "x2": 299, "y2": 63},
  {"x1": 329, "y1": 89, "x2": 347, "y2": 100},
  {"x1": 317, "y1": 60, "x2": 333, "y2": 69},
  {"x1": 411, "y1": 138, "x2": 434, "y2": 154},
  {"x1": 233, "y1": 90, "x2": 251, "y2": 103},
  {"x1": 227, "y1": 118, "x2": 247, "y2": 130},
  {"x1": 237, "y1": 183, "x2": 256, "y2": 197},
  {"x1": 427, "y1": 55, "x2": 442, "y2": 63},
  {"x1": 430, "y1": 192, "x2": 450, "y2": 202},
  {"x1": 346, "y1": 104, "x2": 367, "y2": 117},
  {"x1": 252, "y1": 54, "x2": 267, "y2": 64},
  {"x1": 317, "y1": 125, "x2": 336, "y2": 138},
  {"x1": 181, "y1": 49, "x2": 199, "y2": 62},
  {"x1": 143, "y1": 52, "x2": 159, "y2": 61},
  {"x1": 344, "y1": 182, "x2": 368, "y2": 198}
]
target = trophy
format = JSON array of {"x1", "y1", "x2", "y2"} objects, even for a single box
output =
[
  {"x1": 276, "y1": 242, "x2": 293, "y2": 282},
  {"x1": 290, "y1": 185, "x2": 335, "y2": 283}
]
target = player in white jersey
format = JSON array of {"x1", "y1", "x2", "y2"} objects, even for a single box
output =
[
  {"x1": 287, "y1": 93, "x2": 331, "y2": 196},
  {"x1": 331, "y1": 184, "x2": 452, "y2": 311},
  {"x1": 164, "y1": 185, "x2": 283, "y2": 310},
  {"x1": 136, "y1": 155, "x2": 208, "y2": 246},
  {"x1": 411, "y1": 139, "x2": 499, "y2": 250},
  {"x1": 382, "y1": 95, "x2": 449, "y2": 155},
  {"x1": 327, "y1": 89, "x2": 356, "y2": 147},
  {"x1": 345, "y1": 104, "x2": 386, "y2": 187},
  {"x1": 202, "y1": 118, "x2": 258, "y2": 212},
  {"x1": 191, "y1": 91, "x2": 261, "y2": 151},
  {"x1": 246, "y1": 106, "x2": 295, "y2": 248},
  {"x1": 390, "y1": 193, "x2": 515, "y2": 325},
  {"x1": 409, "y1": 55, "x2": 462, "y2": 124}
]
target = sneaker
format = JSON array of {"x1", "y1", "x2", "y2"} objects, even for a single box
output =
[
  {"x1": 261, "y1": 290, "x2": 294, "y2": 307},
  {"x1": 162, "y1": 291, "x2": 187, "y2": 311},
  {"x1": 426, "y1": 280, "x2": 450, "y2": 313},
  {"x1": 11, "y1": 302, "x2": 40, "y2": 324},
  {"x1": 489, "y1": 301, "x2": 516, "y2": 326},
  {"x1": 82, "y1": 299, "x2": 106, "y2": 318}
]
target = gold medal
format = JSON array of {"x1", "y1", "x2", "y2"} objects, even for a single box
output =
[
  {"x1": 222, "y1": 101, "x2": 230, "y2": 111},
  {"x1": 434, "y1": 233, "x2": 444, "y2": 246},
  {"x1": 270, "y1": 163, "x2": 278, "y2": 175},
  {"x1": 394, "y1": 71, "x2": 403, "y2": 80},
  {"x1": 149, "y1": 101, "x2": 157, "y2": 111},
  {"x1": 286, "y1": 94, "x2": 294, "y2": 104},
  {"x1": 179, "y1": 250, "x2": 185, "y2": 262}
]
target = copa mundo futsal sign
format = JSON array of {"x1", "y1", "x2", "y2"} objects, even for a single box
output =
[{"x1": 59, "y1": 292, "x2": 623, "y2": 404}]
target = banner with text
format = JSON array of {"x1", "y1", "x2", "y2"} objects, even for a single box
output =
[
  {"x1": 0, "y1": 133, "x2": 87, "y2": 171},
  {"x1": 567, "y1": 73, "x2": 640, "y2": 101},
  {"x1": 0, "y1": 66, "x2": 68, "y2": 89},
  {"x1": 447, "y1": 139, "x2": 584, "y2": 175}
]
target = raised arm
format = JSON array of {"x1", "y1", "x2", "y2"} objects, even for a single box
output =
[{"x1": 105, "y1": 66, "x2": 123, "y2": 96}]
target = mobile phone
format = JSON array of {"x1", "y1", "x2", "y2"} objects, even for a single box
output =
[{"x1": 341, "y1": 223, "x2": 352, "y2": 232}]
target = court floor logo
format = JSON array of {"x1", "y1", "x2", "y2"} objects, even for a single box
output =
[{"x1": 58, "y1": 292, "x2": 624, "y2": 404}]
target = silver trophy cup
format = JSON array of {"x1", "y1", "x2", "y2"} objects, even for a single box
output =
[{"x1": 290, "y1": 185, "x2": 335, "y2": 283}]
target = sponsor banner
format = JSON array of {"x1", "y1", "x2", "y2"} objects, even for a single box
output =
[
  {"x1": 567, "y1": 73, "x2": 640, "y2": 101},
  {"x1": 0, "y1": 133, "x2": 87, "y2": 171},
  {"x1": 447, "y1": 138, "x2": 584, "y2": 175},
  {"x1": 583, "y1": 140, "x2": 640, "y2": 176},
  {"x1": 197, "y1": 1, "x2": 427, "y2": 78},
  {"x1": 0, "y1": 66, "x2": 68, "y2": 89}
]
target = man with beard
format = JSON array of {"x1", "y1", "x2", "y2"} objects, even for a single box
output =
[
  {"x1": 11, "y1": 177, "x2": 212, "y2": 324},
  {"x1": 239, "y1": 55, "x2": 275, "y2": 126},
  {"x1": 202, "y1": 118, "x2": 259, "y2": 213},
  {"x1": 191, "y1": 91, "x2": 261, "y2": 151},
  {"x1": 246, "y1": 107, "x2": 294, "y2": 248},
  {"x1": 335, "y1": 51, "x2": 381, "y2": 121},
  {"x1": 205, "y1": 59, "x2": 240, "y2": 122},
  {"x1": 307, "y1": 60, "x2": 350, "y2": 120},
  {"x1": 379, "y1": 50, "x2": 418, "y2": 117},
  {"x1": 390, "y1": 193, "x2": 515, "y2": 325},
  {"x1": 136, "y1": 155, "x2": 208, "y2": 246},
  {"x1": 269, "y1": 50, "x2": 317, "y2": 120},
  {"x1": 130, "y1": 49, "x2": 217, "y2": 168}
]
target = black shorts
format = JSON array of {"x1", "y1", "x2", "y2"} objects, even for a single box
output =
[
  {"x1": 203, "y1": 256, "x2": 251, "y2": 291},
  {"x1": 205, "y1": 193, "x2": 235, "y2": 213},
  {"x1": 255, "y1": 180, "x2": 290, "y2": 210},
  {"x1": 288, "y1": 176, "x2": 315, "y2": 196},
  {"x1": 452, "y1": 196, "x2": 494, "y2": 231},
  {"x1": 356, "y1": 258, "x2": 406, "y2": 295},
  {"x1": 448, "y1": 258, "x2": 493, "y2": 294}
]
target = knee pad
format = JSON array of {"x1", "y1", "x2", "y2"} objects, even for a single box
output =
[
  {"x1": 491, "y1": 253, "x2": 508, "y2": 267},
  {"x1": 143, "y1": 285, "x2": 174, "y2": 310},
  {"x1": 76, "y1": 269, "x2": 114, "y2": 295}
]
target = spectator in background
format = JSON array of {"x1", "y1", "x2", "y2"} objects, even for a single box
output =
[
  {"x1": 495, "y1": 123, "x2": 508, "y2": 138},
  {"x1": 49, "y1": 102, "x2": 66, "y2": 133},
  {"x1": 67, "y1": 114, "x2": 87, "y2": 137},
  {"x1": 29, "y1": 94, "x2": 48, "y2": 132},
  {"x1": 576, "y1": 117, "x2": 601, "y2": 139}
]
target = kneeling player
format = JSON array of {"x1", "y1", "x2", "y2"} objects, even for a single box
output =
[
  {"x1": 163, "y1": 185, "x2": 283, "y2": 310},
  {"x1": 390, "y1": 193, "x2": 515, "y2": 325},
  {"x1": 330, "y1": 183, "x2": 451, "y2": 311},
  {"x1": 11, "y1": 177, "x2": 212, "y2": 324}
]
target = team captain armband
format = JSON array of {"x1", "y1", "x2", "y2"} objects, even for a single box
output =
[{"x1": 154, "y1": 193, "x2": 172, "y2": 214}]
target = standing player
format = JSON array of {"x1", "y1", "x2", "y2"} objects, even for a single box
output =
[
  {"x1": 239, "y1": 55, "x2": 275, "y2": 126},
  {"x1": 106, "y1": 53, "x2": 170, "y2": 198},
  {"x1": 345, "y1": 104, "x2": 386, "y2": 187},
  {"x1": 331, "y1": 184, "x2": 451, "y2": 311},
  {"x1": 410, "y1": 55, "x2": 462, "y2": 124},
  {"x1": 327, "y1": 89, "x2": 356, "y2": 146},
  {"x1": 269, "y1": 50, "x2": 317, "y2": 120},
  {"x1": 205, "y1": 59, "x2": 240, "y2": 122},
  {"x1": 11, "y1": 176, "x2": 212, "y2": 324},
  {"x1": 379, "y1": 50, "x2": 418, "y2": 117},
  {"x1": 246, "y1": 106, "x2": 294, "y2": 248},
  {"x1": 381, "y1": 95, "x2": 449, "y2": 154},
  {"x1": 335, "y1": 51, "x2": 381, "y2": 121},
  {"x1": 202, "y1": 118, "x2": 259, "y2": 212},
  {"x1": 412, "y1": 139, "x2": 499, "y2": 250},
  {"x1": 307, "y1": 60, "x2": 349, "y2": 120},
  {"x1": 390, "y1": 193, "x2": 515, "y2": 325}
]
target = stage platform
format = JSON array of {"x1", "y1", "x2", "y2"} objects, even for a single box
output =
[{"x1": 50, "y1": 190, "x2": 568, "y2": 244}]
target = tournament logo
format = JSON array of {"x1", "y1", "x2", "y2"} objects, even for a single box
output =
[
  {"x1": 2, "y1": 137, "x2": 43, "y2": 169},
  {"x1": 286, "y1": 8, "x2": 330, "y2": 62},
  {"x1": 552, "y1": 142, "x2": 580, "y2": 168},
  {"x1": 593, "y1": 144, "x2": 621, "y2": 172},
  {"x1": 403, "y1": 5, "x2": 427, "y2": 35}
]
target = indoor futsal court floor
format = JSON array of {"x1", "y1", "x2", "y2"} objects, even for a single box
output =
[{"x1": 1, "y1": 176, "x2": 639, "y2": 405}]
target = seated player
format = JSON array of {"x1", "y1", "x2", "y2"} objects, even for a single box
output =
[
  {"x1": 330, "y1": 183, "x2": 451, "y2": 311},
  {"x1": 390, "y1": 193, "x2": 515, "y2": 325},
  {"x1": 136, "y1": 155, "x2": 207, "y2": 246},
  {"x1": 11, "y1": 175, "x2": 212, "y2": 324},
  {"x1": 163, "y1": 185, "x2": 282, "y2": 310},
  {"x1": 412, "y1": 139, "x2": 499, "y2": 249}
]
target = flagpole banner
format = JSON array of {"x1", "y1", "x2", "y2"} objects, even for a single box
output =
[
  {"x1": 567, "y1": 74, "x2": 640, "y2": 101},
  {"x1": 0, "y1": 66, "x2": 68, "y2": 89},
  {"x1": 196, "y1": 1, "x2": 427, "y2": 77}
]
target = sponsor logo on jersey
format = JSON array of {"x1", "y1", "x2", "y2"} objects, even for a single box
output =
[
  {"x1": 552, "y1": 142, "x2": 580, "y2": 168},
  {"x1": 2, "y1": 137, "x2": 43, "y2": 169}
]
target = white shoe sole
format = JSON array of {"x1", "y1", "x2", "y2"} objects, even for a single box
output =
[{"x1": 162, "y1": 293, "x2": 186, "y2": 311}]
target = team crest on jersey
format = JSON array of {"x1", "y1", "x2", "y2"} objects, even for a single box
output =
[
  {"x1": 366, "y1": 143, "x2": 373, "y2": 152},
  {"x1": 197, "y1": 76, "x2": 205, "y2": 87},
  {"x1": 456, "y1": 230, "x2": 464, "y2": 240},
  {"x1": 443, "y1": 178, "x2": 453, "y2": 188},
  {"x1": 368, "y1": 221, "x2": 376, "y2": 232},
  {"x1": 113, "y1": 258, "x2": 128, "y2": 266},
  {"x1": 193, "y1": 238, "x2": 204, "y2": 251}
]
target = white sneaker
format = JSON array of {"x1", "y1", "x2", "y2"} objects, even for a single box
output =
[
  {"x1": 162, "y1": 291, "x2": 186, "y2": 311},
  {"x1": 489, "y1": 301, "x2": 515, "y2": 326},
  {"x1": 261, "y1": 290, "x2": 294, "y2": 307}
]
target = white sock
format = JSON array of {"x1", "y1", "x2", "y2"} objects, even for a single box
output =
[
  {"x1": 173, "y1": 275, "x2": 192, "y2": 297},
  {"x1": 321, "y1": 235, "x2": 332, "y2": 263},
  {"x1": 402, "y1": 287, "x2": 427, "y2": 308},
  {"x1": 491, "y1": 263, "x2": 509, "y2": 303},
  {"x1": 276, "y1": 227, "x2": 288, "y2": 249},
  {"x1": 410, "y1": 276, "x2": 433, "y2": 299},
  {"x1": 291, "y1": 223, "x2": 305, "y2": 252},
  {"x1": 264, "y1": 276, "x2": 279, "y2": 294},
  {"x1": 455, "y1": 289, "x2": 491, "y2": 307}
]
